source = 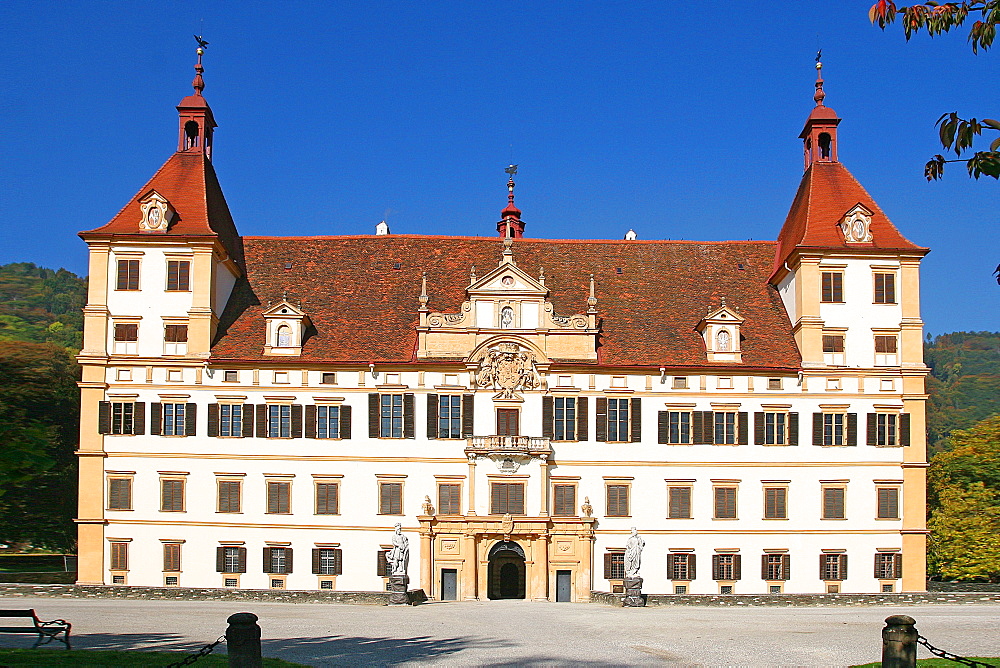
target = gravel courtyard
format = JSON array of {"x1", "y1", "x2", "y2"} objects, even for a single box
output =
[{"x1": 2, "y1": 597, "x2": 998, "y2": 666}]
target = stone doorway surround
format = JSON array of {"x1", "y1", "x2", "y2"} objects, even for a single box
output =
[{"x1": 417, "y1": 514, "x2": 595, "y2": 602}]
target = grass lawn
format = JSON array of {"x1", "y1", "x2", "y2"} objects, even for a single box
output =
[
  {"x1": 853, "y1": 660, "x2": 999, "y2": 667},
  {"x1": 0, "y1": 649, "x2": 306, "y2": 666}
]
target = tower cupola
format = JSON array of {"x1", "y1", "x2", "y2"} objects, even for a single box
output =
[
  {"x1": 176, "y1": 39, "x2": 217, "y2": 160},
  {"x1": 497, "y1": 164, "x2": 525, "y2": 238},
  {"x1": 799, "y1": 56, "x2": 840, "y2": 170}
]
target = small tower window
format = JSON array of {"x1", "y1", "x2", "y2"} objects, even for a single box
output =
[
  {"x1": 184, "y1": 121, "x2": 200, "y2": 149},
  {"x1": 500, "y1": 306, "x2": 514, "y2": 329},
  {"x1": 818, "y1": 133, "x2": 832, "y2": 159},
  {"x1": 716, "y1": 329, "x2": 731, "y2": 352},
  {"x1": 276, "y1": 324, "x2": 292, "y2": 347}
]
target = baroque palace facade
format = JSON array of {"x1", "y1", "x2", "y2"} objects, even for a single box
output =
[{"x1": 75, "y1": 54, "x2": 929, "y2": 601}]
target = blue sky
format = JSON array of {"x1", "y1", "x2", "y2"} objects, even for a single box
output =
[{"x1": 1, "y1": 1, "x2": 996, "y2": 335}]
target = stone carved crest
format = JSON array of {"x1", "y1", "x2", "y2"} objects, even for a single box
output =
[
  {"x1": 477, "y1": 342, "x2": 540, "y2": 399},
  {"x1": 501, "y1": 513, "x2": 514, "y2": 540}
]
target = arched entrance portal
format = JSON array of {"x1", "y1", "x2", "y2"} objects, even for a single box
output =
[{"x1": 487, "y1": 540, "x2": 526, "y2": 600}]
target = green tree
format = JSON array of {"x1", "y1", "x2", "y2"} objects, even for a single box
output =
[
  {"x1": 927, "y1": 415, "x2": 1000, "y2": 580},
  {"x1": 0, "y1": 341, "x2": 80, "y2": 550},
  {"x1": 869, "y1": 1, "x2": 999, "y2": 180},
  {"x1": 928, "y1": 483, "x2": 1000, "y2": 581}
]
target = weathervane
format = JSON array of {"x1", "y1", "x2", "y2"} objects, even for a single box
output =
[
  {"x1": 505, "y1": 164, "x2": 518, "y2": 177},
  {"x1": 194, "y1": 34, "x2": 210, "y2": 51}
]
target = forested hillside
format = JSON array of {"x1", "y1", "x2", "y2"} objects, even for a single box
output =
[
  {"x1": 0, "y1": 262, "x2": 87, "y2": 349},
  {"x1": 925, "y1": 332, "x2": 1000, "y2": 453},
  {"x1": 0, "y1": 263, "x2": 84, "y2": 550}
]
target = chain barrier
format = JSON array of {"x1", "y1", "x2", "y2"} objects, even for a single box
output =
[
  {"x1": 917, "y1": 635, "x2": 997, "y2": 668},
  {"x1": 164, "y1": 635, "x2": 227, "y2": 667}
]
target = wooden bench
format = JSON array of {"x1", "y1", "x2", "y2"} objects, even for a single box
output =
[{"x1": 0, "y1": 609, "x2": 71, "y2": 649}]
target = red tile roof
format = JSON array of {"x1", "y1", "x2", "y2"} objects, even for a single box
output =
[
  {"x1": 78, "y1": 151, "x2": 244, "y2": 266},
  {"x1": 211, "y1": 236, "x2": 801, "y2": 369},
  {"x1": 772, "y1": 161, "x2": 926, "y2": 276}
]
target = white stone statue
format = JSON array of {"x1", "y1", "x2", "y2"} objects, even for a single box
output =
[
  {"x1": 624, "y1": 527, "x2": 644, "y2": 578},
  {"x1": 386, "y1": 523, "x2": 410, "y2": 577}
]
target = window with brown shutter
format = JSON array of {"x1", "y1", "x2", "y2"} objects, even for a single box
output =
[
  {"x1": 108, "y1": 477, "x2": 132, "y2": 510},
  {"x1": 762, "y1": 553, "x2": 789, "y2": 581},
  {"x1": 821, "y1": 271, "x2": 843, "y2": 302},
  {"x1": 873, "y1": 413, "x2": 901, "y2": 446},
  {"x1": 315, "y1": 482, "x2": 339, "y2": 515},
  {"x1": 266, "y1": 481, "x2": 291, "y2": 514},
  {"x1": 163, "y1": 543, "x2": 181, "y2": 572},
  {"x1": 379, "y1": 481, "x2": 403, "y2": 515},
  {"x1": 668, "y1": 486, "x2": 692, "y2": 519},
  {"x1": 874, "y1": 272, "x2": 896, "y2": 304},
  {"x1": 114, "y1": 323, "x2": 138, "y2": 341},
  {"x1": 103, "y1": 401, "x2": 138, "y2": 435},
  {"x1": 822, "y1": 487, "x2": 846, "y2": 519},
  {"x1": 116, "y1": 259, "x2": 140, "y2": 290},
  {"x1": 217, "y1": 480, "x2": 241, "y2": 513},
  {"x1": 377, "y1": 549, "x2": 390, "y2": 577},
  {"x1": 265, "y1": 547, "x2": 292, "y2": 574},
  {"x1": 166, "y1": 260, "x2": 191, "y2": 291},
  {"x1": 436, "y1": 395, "x2": 463, "y2": 439},
  {"x1": 712, "y1": 554, "x2": 741, "y2": 580},
  {"x1": 605, "y1": 484, "x2": 629, "y2": 517},
  {"x1": 876, "y1": 487, "x2": 900, "y2": 519},
  {"x1": 821, "y1": 553, "x2": 847, "y2": 581},
  {"x1": 822, "y1": 334, "x2": 845, "y2": 353},
  {"x1": 875, "y1": 335, "x2": 898, "y2": 354},
  {"x1": 110, "y1": 542, "x2": 129, "y2": 570},
  {"x1": 217, "y1": 546, "x2": 246, "y2": 573},
  {"x1": 758, "y1": 412, "x2": 787, "y2": 445},
  {"x1": 667, "y1": 553, "x2": 695, "y2": 580},
  {"x1": 552, "y1": 484, "x2": 576, "y2": 516},
  {"x1": 713, "y1": 486, "x2": 737, "y2": 519},
  {"x1": 378, "y1": 394, "x2": 409, "y2": 438},
  {"x1": 160, "y1": 479, "x2": 185, "y2": 512},
  {"x1": 874, "y1": 552, "x2": 901, "y2": 579},
  {"x1": 763, "y1": 487, "x2": 787, "y2": 519},
  {"x1": 313, "y1": 548, "x2": 343, "y2": 575},
  {"x1": 490, "y1": 482, "x2": 525, "y2": 515},
  {"x1": 604, "y1": 551, "x2": 625, "y2": 580},
  {"x1": 164, "y1": 324, "x2": 188, "y2": 342},
  {"x1": 437, "y1": 483, "x2": 461, "y2": 515}
]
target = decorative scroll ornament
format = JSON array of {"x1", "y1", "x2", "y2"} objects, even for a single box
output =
[{"x1": 476, "y1": 342, "x2": 540, "y2": 399}]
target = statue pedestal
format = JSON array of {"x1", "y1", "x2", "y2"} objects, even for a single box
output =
[
  {"x1": 388, "y1": 575, "x2": 411, "y2": 605},
  {"x1": 623, "y1": 577, "x2": 645, "y2": 607}
]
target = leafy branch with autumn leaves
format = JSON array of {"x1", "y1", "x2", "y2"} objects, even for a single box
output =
[{"x1": 870, "y1": 1, "x2": 999, "y2": 179}]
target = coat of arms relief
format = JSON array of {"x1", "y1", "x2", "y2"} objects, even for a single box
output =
[{"x1": 475, "y1": 342, "x2": 540, "y2": 400}]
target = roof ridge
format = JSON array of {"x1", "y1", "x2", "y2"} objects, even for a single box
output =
[{"x1": 240, "y1": 234, "x2": 778, "y2": 245}]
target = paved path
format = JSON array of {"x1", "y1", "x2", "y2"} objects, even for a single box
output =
[{"x1": 2, "y1": 597, "x2": 998, "y2": 666}]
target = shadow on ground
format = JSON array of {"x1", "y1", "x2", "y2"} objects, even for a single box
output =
[{"x1": 18, "y1": 632, "x2": 634, "y2": 666}]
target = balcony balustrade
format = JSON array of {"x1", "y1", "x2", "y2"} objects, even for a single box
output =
[{"x1": 465, "y1": 435, "x2": 551, "y2": 457}]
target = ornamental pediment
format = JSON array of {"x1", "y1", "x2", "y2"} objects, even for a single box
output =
[{"x1": 415, "y1": 240, "x2": 599, "y2": 362}]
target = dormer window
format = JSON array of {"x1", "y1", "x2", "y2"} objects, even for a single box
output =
[
  {"x1": 697, "y1": 300, "x2": 744, "y2": 363},
  {"x1": 262, "y1": 300, "x2": 310, "y2": 356}
]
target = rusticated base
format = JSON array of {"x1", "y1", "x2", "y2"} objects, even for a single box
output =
[{"x1": 388, "y1": 575, "x2": 410, "y2": 605}]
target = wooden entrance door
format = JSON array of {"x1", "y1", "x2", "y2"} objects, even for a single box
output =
[{"x1": 497, "y1": 409, "x2": 519, "y2": 436}]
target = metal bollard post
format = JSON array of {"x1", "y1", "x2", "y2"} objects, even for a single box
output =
[
  {"x1": 226, "y1": 612, "x2": 263, "y2": 668},
  {"x1": 881, "y1": 614, "x2": 917, "y2": 668}
]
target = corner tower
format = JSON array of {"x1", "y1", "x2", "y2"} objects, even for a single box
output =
[
  {"x1": 770, "y1": 58, "x2": 930, "y2": 593},
  {"x1": 74, "y1": 42, "x2": 243, "y2": 586}
]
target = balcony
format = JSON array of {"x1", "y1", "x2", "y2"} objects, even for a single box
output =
[{"x1": 465, "y1": 435, "x2": 551, "y2": 457}]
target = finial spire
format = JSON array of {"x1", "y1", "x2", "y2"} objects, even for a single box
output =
[
  {"x1": 497, "y1": 164, "x2": 525, "y2": 238},
  {"x1": 192, "y1": 35, "x2": 209, "y2": 96},
  {"x1": 813, "y1": 50, "x2": 825, "y2": 107},
  {"x1": 418, "y1": 272, "x2": 429, "y2": 309}
]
